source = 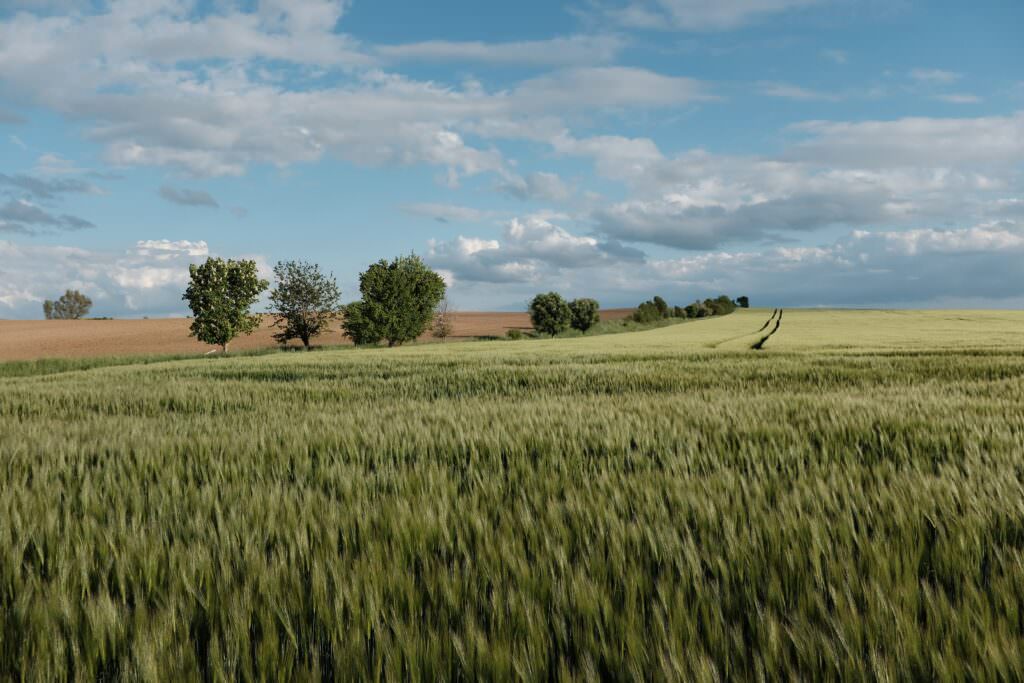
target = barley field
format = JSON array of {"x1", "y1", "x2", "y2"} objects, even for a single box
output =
[{"x1": 2, "y1": 309, "x2": 1024, "y2": 680}]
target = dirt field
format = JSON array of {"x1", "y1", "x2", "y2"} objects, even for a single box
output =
[{"x1": 0, "y1": 310, "x2": 634, "y2": 361}]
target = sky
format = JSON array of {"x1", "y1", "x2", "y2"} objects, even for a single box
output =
[{"x1": 0, "y1": 0, "x2": 1022, "y2": 318}]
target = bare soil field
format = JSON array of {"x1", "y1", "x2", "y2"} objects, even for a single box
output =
[{"x1": 0, "y1": 309, "x2": 634, "y2": 361}]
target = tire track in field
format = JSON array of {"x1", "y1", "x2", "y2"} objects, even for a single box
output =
[
  {"x1": 705, "y1": 309, "x2": 781, "y2": 349},
  {"x1": 752, "y1": 309, "x2": 783, "y2": 350}
]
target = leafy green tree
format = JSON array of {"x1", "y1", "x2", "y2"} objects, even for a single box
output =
[
  {"x1": 342, "y1": 254, "x2": 446, "y2": 347},
  {"x1": 736, "y1": 296, "x2": 750, "y2": 309},
  {"x1": 529, "y1": 292, "x2": 572, "y2": 336},
  {"x1": 568, "y1": 298, "x2": 601, "y2": 332},
  {"x1": 632, "y1": 300, "x2": 662, "y2": 323},
  {"x1": 652, "y1": 296, "x2": 670, "y2": 318},
  {"x1": 182, "y1": 258, "x2": 268, "y2": 353},
  {"x1": 269, "y1": 260, "x2": 342, "y2": 350},
  {"x1": 673, "y1": 305, "x2": 687, "y2": 318},
  {"x1": 43, "y1": 290, "x2": 92, "y2": 319}
]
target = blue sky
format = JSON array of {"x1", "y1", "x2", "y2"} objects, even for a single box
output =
[{"x1": 1, "y1": 0, "x2": 1022, "y2": 318}]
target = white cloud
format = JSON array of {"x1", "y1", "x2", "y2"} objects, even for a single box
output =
[
  {"x1": 934, "y1": 93, "x2": 982, "y2": 104},
  {"x1": 0, "y1": 238, "x2": 220, "y2": 318},
  {"x1": 428, "y1": 215, "x2": 642, "y2": 284},
  {"x1": 909, "y1": 68, "x2": 961, "y2": 84},
  {"x1": 377, "y1": 35, "x2": 625, "y2": 67},
  {"x1": 607, "y1": 0, "x2": 823, "y2": 31},
  {"x1": 402, "y1": 203, "x2": 497, "y2": 224},
  {"x1": 757, "y1": 81, "x2": 841, "y2": 101},
  {"x1": 787, "y1": 111, "x2": 1024, "y2": 168}
]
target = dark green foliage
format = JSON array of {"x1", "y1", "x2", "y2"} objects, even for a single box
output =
[
  {"x1": 182, "y1": 258, "x2": 268, "y2": 352},
  {"x1": 269, "y1": 260, "x2": 343, "y2": 350},
  {"x1": 2, "y1": 346, "x2": 1024, "y2": 679},
  {"x1": 342, "y1": 254, "x2": 446, "y2": 347},
  {"x1": 506, "y1": 328, "x2": 524, "y2": 340},
  {"x1": 705, "y1": 295, "x2": 738, "y2": 316},
  {"x1": 42, "y1": 289, "x2": 92, "y2": 319},
  {"x1": 652, "y1": 295, "x2": 669, "y2": 318},
  {"x1": 672, "y1": 305, "x2": 687, "y2": 318},
  {"x1": 568, "y1": 298, "x2": 601, "y2": 332},
  {"x1": 686, "y1": 301, "x2": 710, "y2": 318},
  {"x1": 632, "y1": 301, "x2": 662, "y2": 323},
  {"x1": 528, "y1": 292, "x2": 571, "y2": 336},
  {"x1": 736, "y1": 296, "x2": 750, "y2": 308}
]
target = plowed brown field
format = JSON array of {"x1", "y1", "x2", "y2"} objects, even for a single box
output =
[{"x1": 0, "y1": 309, "x2": 634, "y2": 361}]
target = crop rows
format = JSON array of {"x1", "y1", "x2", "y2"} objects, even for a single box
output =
[{"x1": 2, "y1": 331, "x2": 1024, "y2": 679}]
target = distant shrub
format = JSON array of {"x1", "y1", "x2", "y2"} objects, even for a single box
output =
[
  {"x1": 529, "y1": 292, "x2": 572, "y2": 336},
  {"x1": 568, "y1": 298, "x2": 601, "y2": 333},
  {"x1": 506, "y1": 328, "x2": 524, "y2": 340},
  {"x1": 672, "y1": 306, "x2": 687, "y2": 319},
  {"x1": 736, "y1": 296, "x2": 750, "y2": 308}
]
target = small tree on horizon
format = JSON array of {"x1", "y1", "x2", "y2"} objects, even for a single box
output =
[
  {"x1": 432, "y1": 297, "x2": 455, "y2": 342},
  {"x1": 269, "y1": 260, "x2": 343, "y2": 350},
  {"x1": 43, "y1": 290, "x2": 92, "y2": 320},
  {"x1": 568, "y1": 298, "x2": 601, "y2": 333},
  {"x1": 182, "y1": 258, "x2": 268, "y2": 353},
  {"x1": 342, "y1": 254, "x2": 446, "y2": 347},
  {"x1": 736, "y1": 296, "x2": 750, "y2": 308},
  {"x1": 529, "y1": 292, "x2": 572, "y2": 336}
]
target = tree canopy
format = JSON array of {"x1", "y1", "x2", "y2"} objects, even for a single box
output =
[
  {"x1": 269, "y1": 260, "x2": 342, "y2": 350},
  {"x1": 568, "y1": 298, "x2": 601, "y2": 332},
  {"x1": 182, "y1": 258, "x2": 268, "y2": 352},
  {"x1": 43, "y1": 290, "x2": 92, "y2": 320},
  {"x1": 342, "y1": 254, "x2": 446, "y2": 347},
  {"x1": 529, "y1": 292, "x2": 572, "y2": 336}
]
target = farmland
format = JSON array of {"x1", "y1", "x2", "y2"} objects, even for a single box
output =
[
  {"x1": 0, "y1": 309, "x2": 635, "y2": 361},
  {"x1": 2, "y1": 308, "x2": 1024, "y2": 679}
]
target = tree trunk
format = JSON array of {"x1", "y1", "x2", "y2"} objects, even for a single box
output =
[
  {"x1": 303, "y1": 336, "x2": 311, "y2": 351},
  {"x1": 222, "y1": 342, "x2": 228, "y2": 354}
]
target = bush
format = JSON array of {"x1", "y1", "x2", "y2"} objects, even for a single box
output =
[
  {"x1": 672, "y1": 306, "x2": 687, "y2": 319},
  {"x1": 506, "y1": 328, "x2": 524, "y2": 340},
  {"x1": 568, "y1": 298, "x2": 601, "y2": 333},
  {"x1": 342, "y1": 254, "x2": 446, "y2": 347},
  {"x1": 529, "y1": 292, "x2": 572, "y2": 336},
  {"x1": 736, "y1": 296, "x2": 750, "y2": 309}
]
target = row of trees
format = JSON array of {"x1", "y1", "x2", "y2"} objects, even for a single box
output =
[
  {"x1": 632, "y1": 294, "x2": 748, "y2": 323},
  {"x1": 528, "y1": 293, "x2": 601, "y2": 336},
  {"x1": 182, "y1": 254, "x2": 446, "y2": 352}
]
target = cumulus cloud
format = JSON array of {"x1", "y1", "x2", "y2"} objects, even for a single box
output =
[
  {"x1": 0, "y1": 238, "x2": 213, "y2": 318},
  {"x1": 428, "y1": 215, "x2": 643, "y2": 284},
  {"x1": 648, "y1": 220, "x2": 1024, "y2": 306},
  {"x1": 158, "y1": 185, "x2": 220, "y2": 208}
]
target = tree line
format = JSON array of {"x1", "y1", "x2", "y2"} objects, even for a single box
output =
[
  {"x1": 180, "y1": 254, "x2": 446, "y2": 352},
  {"x1": 40, "y1": 257, "x2": 750, "y2": 351}
]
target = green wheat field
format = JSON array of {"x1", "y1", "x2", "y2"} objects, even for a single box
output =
[{"x1": 3, "y1": 308, "x2": 1024, "y2": 680}]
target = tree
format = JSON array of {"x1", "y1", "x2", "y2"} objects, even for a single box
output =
[
  {"x1": 269, "y1": 260, "x2": 342, "y2": 350},
  {"x1": 673, "y1": 305, "x2": 688, "y2": 318},
  {"x1": 182, "y1": 258, "x2": 268, "y2": 353},
  {"x1": 529, "y1": 292, "x2": 572, "y2": 336},
  {"x1": 432, "y1": 297, "x2": 455, "y2": 342},
  {"x1": 652, "y1": 295, "x2": 670, "y2": 319},
  {"x1": 43, "y1": 290, "x2": 92, "y2": 319},
  {"x1": 568, "y1": 298, "x2": 601, "y2": 333},
  {"x1": 342, "y1": 254, "x2": 446, "y2": 347},
  {"x1": 736, "y1": 296, "x2": 750, "y2": 309},
  {"x1": 632, "y1": 299, "x2": 663, "y2": 324}
]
